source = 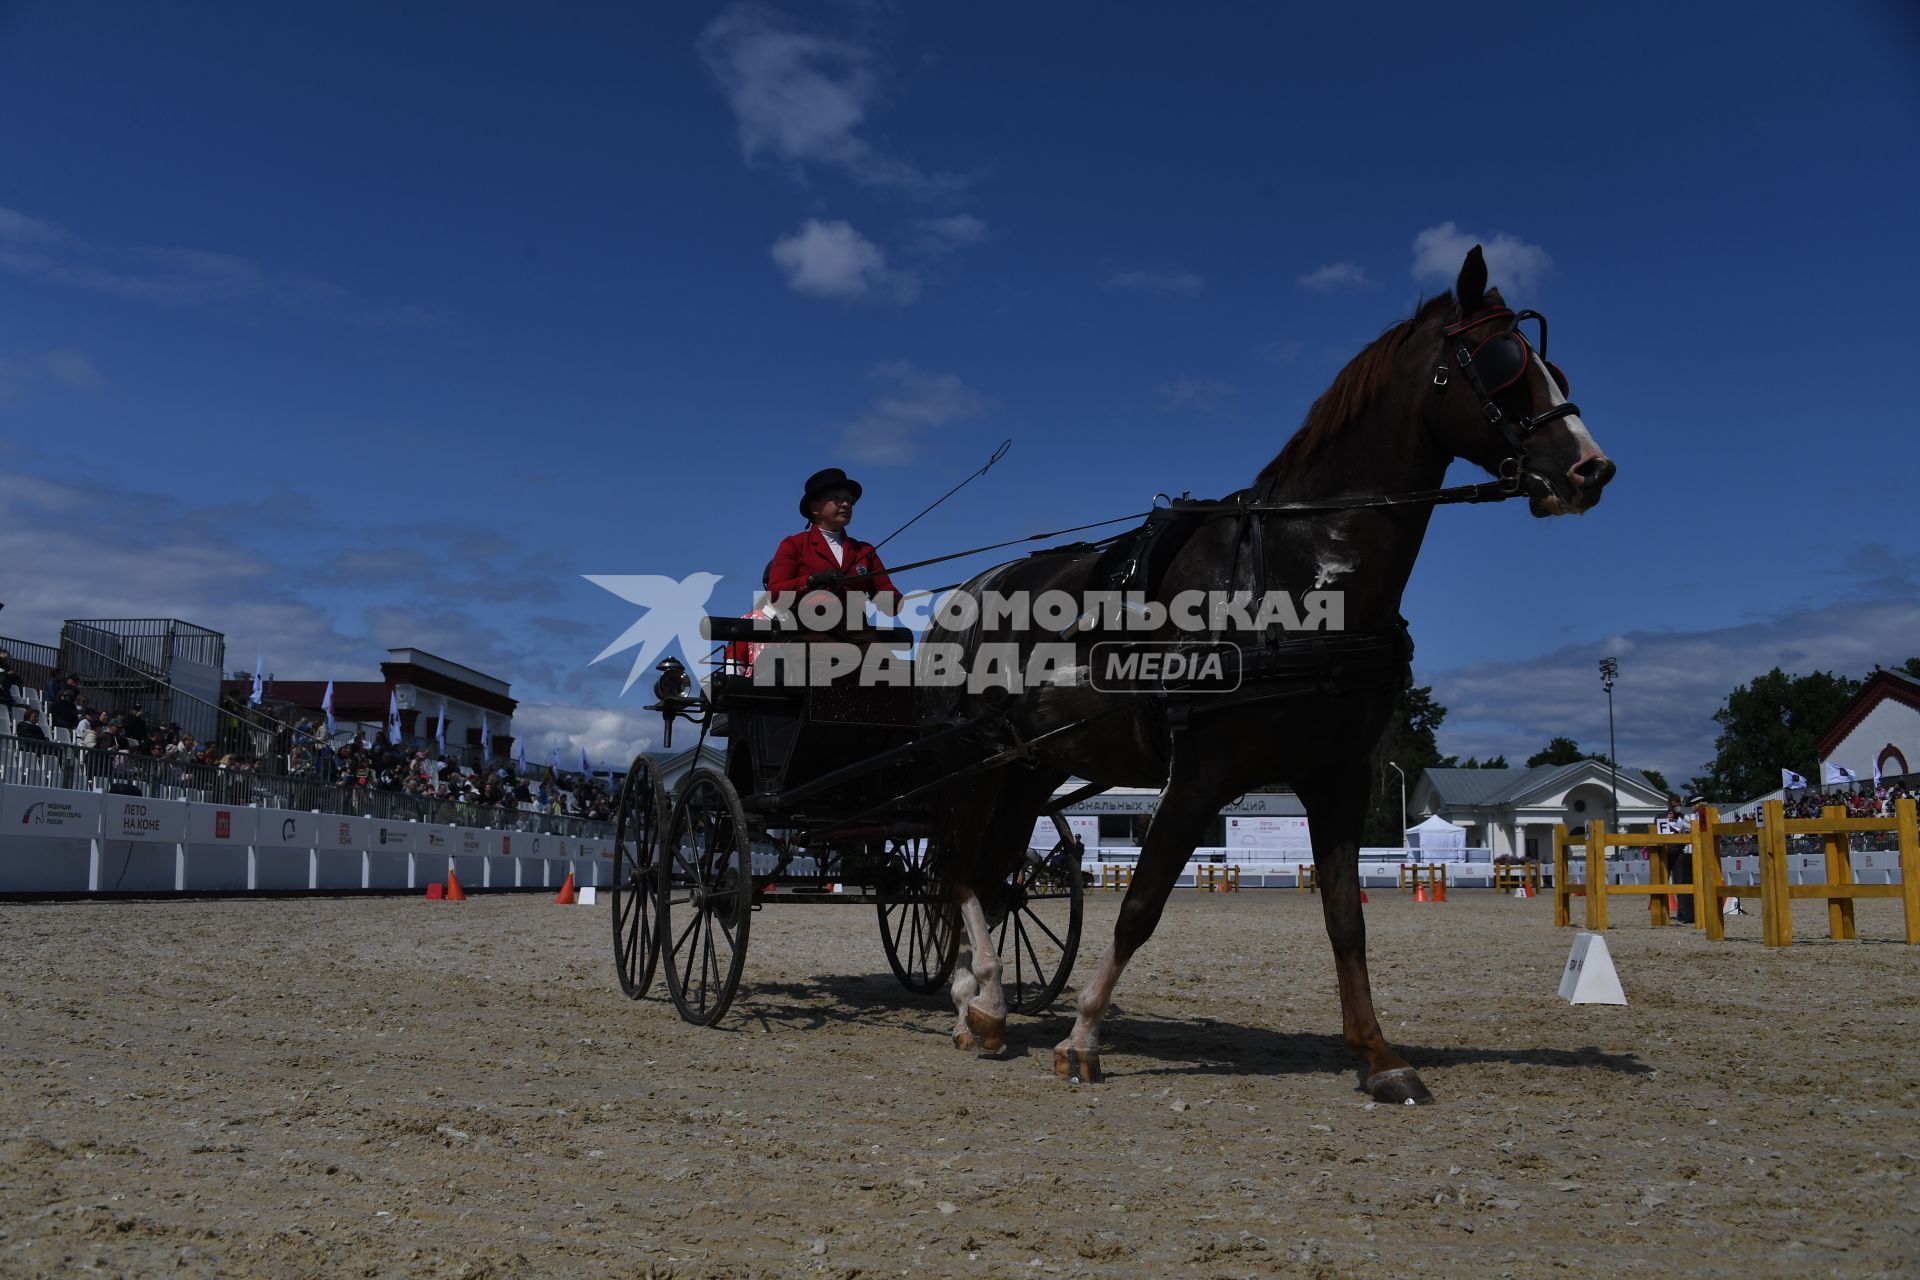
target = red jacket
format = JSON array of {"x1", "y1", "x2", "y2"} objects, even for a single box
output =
[{"x1": 767, "y1": 527, "x2": 899, "y2": 604}]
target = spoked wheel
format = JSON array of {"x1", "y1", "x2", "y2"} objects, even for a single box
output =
[
  {"x1": 610, "y1": 755, "x2": 667, "y2": 999},
  {"x1": 658, "y1": 768, "x2": 753, "y2": 1026},
  {"x1": 987, "y1": 814, "x2": 1084, "y2": 1015},
  {"x1": 875, "y1": 836, "x2": 960, "y2": 995}
]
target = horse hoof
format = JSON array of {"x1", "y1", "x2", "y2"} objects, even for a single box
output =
[
  {"x1": 952, "y1": 1028, "x2": 982, "y2": 1052},
  {"x1": 1053, "y1": 1047, "x2": 1104, "y2": 1084},
  {"x1": 1366, "y1": 1067, "x2": 1434, "y2": 1106},
  {"x1": 965, "y1": 1004, "x2": 1006, "y2": 1053}
]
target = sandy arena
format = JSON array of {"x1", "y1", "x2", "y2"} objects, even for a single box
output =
[{"x1": 2, "y1": 888, "x2": 1916, "y2": 1278}]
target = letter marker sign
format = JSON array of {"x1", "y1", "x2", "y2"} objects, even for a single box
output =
[{"x1": 1558, "y1": 932, "x2": 1627, "y2": 1005}]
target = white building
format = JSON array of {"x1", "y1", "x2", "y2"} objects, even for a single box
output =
[
  {"x1": 1817, "y1": 667, "x2": 1920, "y2": 784},
  {"x1": 1410, "y1": 761, "x2": 1668, "y2": 859}
]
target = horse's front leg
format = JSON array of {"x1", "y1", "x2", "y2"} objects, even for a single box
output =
[
  {"x1": 949, "y1": 881, "x2": 1006, "y2": 1051},
  {"x1": 1300, "y1": 762, "x2": 1434, "y2": 1106},
  {"x1": 1052, "y1": 772, "x2": 1214, "y2": 1084}
]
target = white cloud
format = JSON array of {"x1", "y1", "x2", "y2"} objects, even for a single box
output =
[
  {"x1": 836, "y1": 361, "x2": 990, "y2": 465},
  {"x1": 915, "y1": 213, "x2": 988, "y2": 254},
  {"x1": 1296, "y1": 261, "x2": 1373, "y2": 293},
  {"x1": 1155, "y1": 375, "x2": 1234, "y2": 413},
  {"x1": 1411, "y1": 221, "x2": 1553, "y2": 293},
  {"x1": 1104, "y1": 269, "x2": 1204, "y2": 298},
  {"x1": 698, "y1": 5, "x2": 964, "y2": 196},
  {"x1": 770, "y1": 218, "x2": 917, "y2": 302},
  {"x1": 507, "y1": 701, "x2": 658, "y2": 771},
  {"x1": 0, "y1": 204, "x2": 433, "y2": 324},
  {"x1": 1427, "y1": 595, "x2": 1920, "y2": 786},
  {"x1": 0, "y1": 348, "x2": 102, "y2": 398}
]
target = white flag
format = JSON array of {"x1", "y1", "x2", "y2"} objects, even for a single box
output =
[
  {"x1": 322, "y1": 680, "x2": 336, "y2": 737},
  {"x1": 435, "y1": 701, "x2": 446, "y2": 750},
  {"x1": 480, "y1": 714, "x2": 492, "y2": 761},
  {"x1": 1874, "y1": 757, "x2": 1883, "y2": 788},
  {"x1": 1781, "y1": 768, "x2": 1808, "y2": 789},
  {"x1": 1823, "y1": 762, "x2": 1858, "y2": 786},
  {"x1": 387, "y1": 691, "x2": 401, "y2": 746},
  {"x1": 250, "y1": 652, "x2": 264, "y2": 707},
  {"x1": 579, "y1": 745, "x2": 592, "y2": 780}
]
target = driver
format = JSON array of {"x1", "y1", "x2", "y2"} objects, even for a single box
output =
[{"x1": 768, "y1": 467, "x2": 902, "y2": 626}]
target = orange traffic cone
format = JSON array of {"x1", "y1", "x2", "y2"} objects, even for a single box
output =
[
  {"x1": 1415, "y1": 882, "x2": 1427, "y2": 903},
  {"x1": 554, "y1": 872, "x2": 577, "y2": 906},
  {"x1": 1359, "y1": 890, "x2": 1369, "y2": 904},
  {"x1": 425, "y1": 882, "x2": 444, "y2": 901},
  {"x1": 445, "y1": 870, "x2": 467, "y2": 902},
  {"x1": 1524, "y1": 880, "x2": 1535, "y2": 898},
  {"x1": 1668, "y1": 893, "x2": 1680, "y2": 914},
  {"x1": 1433, "y1": 876, "x2": 1447, "y2": 903}
]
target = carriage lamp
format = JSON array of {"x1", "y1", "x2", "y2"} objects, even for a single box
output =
[
  {"x1": 653, "y1": 657, "x2": 691, "y2": 704},
  {"x1": 1598, "y1": 657, "x2": 1620, "y2": 828}
]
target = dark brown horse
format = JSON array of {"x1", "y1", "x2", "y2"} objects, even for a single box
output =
[{"x1": 926, "y1": 246, "x2": 1613, "y2": 1103}]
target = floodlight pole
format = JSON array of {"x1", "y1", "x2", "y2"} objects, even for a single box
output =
[
  {"x1": 1599, "y1": 656, "x2": 1620, "y2": 828},
  {"x1": 1387, "y1": 761, "x2": 1407, "y2": 852}
]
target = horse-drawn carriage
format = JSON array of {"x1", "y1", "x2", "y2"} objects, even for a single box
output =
[{"x1": 609, "y1": 617, "x2": 1085, "y2": 1026}]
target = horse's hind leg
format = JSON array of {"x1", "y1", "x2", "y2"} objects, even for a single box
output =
[
  {"x1": 946, "y1": 769, "x2": 1062, "y2": 1053},
  {"x1": 1299, "y1": 761, "x2": 1434, "y2": 1106},
  {"x1": 1052, "y1": 768, "x2": 1216, "y2": 1084}
]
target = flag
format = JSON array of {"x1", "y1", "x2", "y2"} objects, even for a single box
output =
[
  {"x1": 1823, "y1": 762, "x2": 1858, "y2": 786},
  {"x1": 480, "y1": 714, "x2": 492, "y2": 761},
  {"x1": 579, "y1": 745, "x2": 592, "y2": 779},
  {"x1": 435, "y1": 701, "x2": 446, "y2": 751},
  {"x1": 250, "y1": 652, "x2": 264, "y2": 707},
  {"x1": 1874, "y1": 756, "x2": 1883, "y2": 788},
  {"x1": 516, "y1": 741, "x2": 526, "y2": 776},
  {"x1": 549, "y1": 746, "x2": 559, "y2": 776},
  {"x1": 1781, "y1": 768, "x2": 1808, "y2": 789},
  {"x1": 387, "y1": 691, "x2": 401, "y2": 746},
  {"x1": 321, "y1": 680, "x2": 336, "y2": 737}
]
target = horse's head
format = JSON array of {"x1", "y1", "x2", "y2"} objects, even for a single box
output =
[{"x1": 1429, "y1": 246, "x2": 1615, "y2": 516}]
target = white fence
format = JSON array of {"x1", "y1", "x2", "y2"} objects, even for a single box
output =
[{"x1": 0, "y1": 783, "x2": 614, "y2": 896}]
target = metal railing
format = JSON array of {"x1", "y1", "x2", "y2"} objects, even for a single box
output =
[{"x1": 0, "y1": 734, "x2": 614, "y2": 839}]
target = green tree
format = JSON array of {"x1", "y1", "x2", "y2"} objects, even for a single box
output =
[
  {"x1": 1364, "y1": 672, "x2": 1449, "y2": 845},
  {"x1": 1702, "y1": 667, "x2": 1862, "y2": 801},
  {"x1": 1527, "y1": 736, "x2": 1586, "y2": 768},
  {"x1": 1640, "y1": 767, "x2": 1671, "y2": 795}
]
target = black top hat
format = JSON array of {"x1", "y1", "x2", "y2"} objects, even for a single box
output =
[{"x1": 799, "y1": 467, "x2": 863, "y2": 520}]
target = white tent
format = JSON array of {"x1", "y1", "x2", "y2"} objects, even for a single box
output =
[{"x1": 1405, "y1": 814, "x2": 1467, "y2": 862}]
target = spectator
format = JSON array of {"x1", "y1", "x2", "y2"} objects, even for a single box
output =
[
  {"x1": 125, "y1": 703, "x2": 149, "y2": 744},
  {"x1": 0, "y1": 651, "x2": 19, "y2": 709},
  {"x1": 48, "y1": 688, "x2": 79, "y2": 731},
  {"x1": 42, "y1": 668, "x2": 64, "y2": 702},
  {"x1": 14, "y1": 706, "x2": 48, "y2": 741},
  {"x1": 75, "y1": 708, "x2": 99, "y2": 749}
]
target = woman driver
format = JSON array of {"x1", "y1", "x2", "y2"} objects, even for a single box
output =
[{"x1": 767, "y1": 467, "x2": 902, "y2": 626}]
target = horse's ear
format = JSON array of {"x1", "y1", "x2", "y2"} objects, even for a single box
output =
[{"x1": 1455, "y1": 245, "x2": 1487, "y2": 312}]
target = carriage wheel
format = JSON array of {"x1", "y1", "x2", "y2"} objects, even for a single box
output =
[
  {"x1": 988, "y1": 814, "x2": 1084, "y2": 1015},
  {"x1": 610, "y1": 755, "x2": 667, "y2": 999},
  {"x1": 875, "y1": 836, "x2": 959, "y2": 995},
  {"x1": 658, "y1": 768, "x2": 753, "y2": 1026}
]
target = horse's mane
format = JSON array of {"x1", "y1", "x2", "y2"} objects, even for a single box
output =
[{"x1": 1256, "y1": 292, "x2": 1454, "y2": 493}]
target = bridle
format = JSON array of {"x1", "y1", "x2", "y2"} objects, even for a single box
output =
[{"x1": 1432, "y1": 306, "x2": 1583, "y2": 480}]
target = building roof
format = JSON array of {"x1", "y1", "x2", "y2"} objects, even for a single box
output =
[
  {"x1": 1422, "y1": 761, "x2": 1665, "y2": 808},
  {"x1": 1815, "y1": 666, "x2": 1920, "y2": 761}
]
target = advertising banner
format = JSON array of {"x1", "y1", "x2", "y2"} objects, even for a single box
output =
[
  {"x1": 1028, "y1": 815, "x2": 1099, "y2": 854},
  {"x1": 322, "y1": 814, "x2": 371, "y2": 852},
  {"x1": 417, "y1": 825, "x2": 457, "y2": 858},
  {"x1": 1225, "y1": 816, "x2": 1313, "y2": 855},
  {"x1": 102, "y1": 795, "x2": 188, "y2": 844},
  {"x1": 370, "y1": 819, "x2": 416, "y2": 854},
  {"x1": 256, "y1": 809, "x2": 320, "y2": 849},
  {"x1": 187, "y1": 802, "x2": 258, "y2": 845},
  {"x1": 1, "y1": 784, "x2": 102, "y2": 836}
]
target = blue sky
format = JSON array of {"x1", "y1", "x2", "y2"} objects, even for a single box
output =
[{"x1": 2, "y1": 2, "x2": 1916, "y2": 784}]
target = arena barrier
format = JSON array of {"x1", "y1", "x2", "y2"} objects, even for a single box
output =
[
  {"x1": 1493, "y1": 862, "x2": 1542, "y2": 895},
  {"x1": 1397, "y1": 863, "x2": 1448, "y2": 899},
  {"x1": 0, "y1": 782, "x2": 614, "y2": 897},
  {"x1": 1701, "y1": 800, "x2": 1920, "y2": 947},
  {"x1": 1196, "y1": 864, "x2": 1240, "y2": 893},
  {"x1": 1554, "y1": 802, "x2": 1919, "y2": 946}
]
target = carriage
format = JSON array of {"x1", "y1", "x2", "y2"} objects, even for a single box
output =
[{"x1": 608, "y1": 615, "x2": 1086, "y2": 1026}]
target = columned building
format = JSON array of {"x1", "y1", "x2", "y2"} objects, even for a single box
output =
[
  {"x1": 224, "y1": 648, "x2": 518, "y2": 763},
  {"x1": 1411, "y1": 761, "x2": 1668, "y2": 860}
]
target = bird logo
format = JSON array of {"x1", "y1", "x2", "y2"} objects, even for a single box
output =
[{"x1": 585, "y1": 573, "x2": 724, "y2": 693}]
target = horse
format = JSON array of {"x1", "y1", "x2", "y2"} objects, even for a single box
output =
[{"x1": 924, "y1": 245, "x2": 1614, "y2": 1104}]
